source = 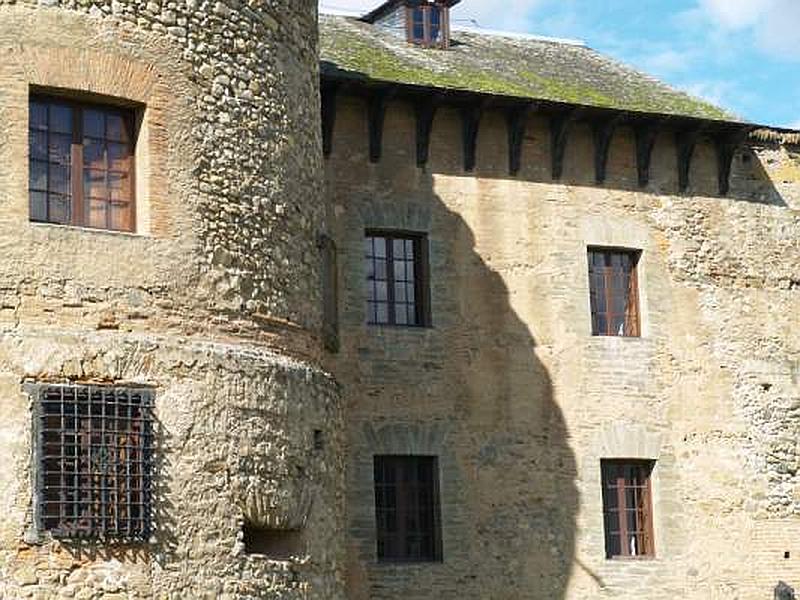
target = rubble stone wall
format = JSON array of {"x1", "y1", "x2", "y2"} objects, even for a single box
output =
[
  {"x1": 0, "y1": 2, "x2": 343, "y2": 599},
  {"x1": 325, "y1": 94, "x2": 800, "y2": 600}
]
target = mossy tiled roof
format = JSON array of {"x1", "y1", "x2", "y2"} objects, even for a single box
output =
[{"x1": 320, "y1": 14, "x2": 739, "y2": 122}]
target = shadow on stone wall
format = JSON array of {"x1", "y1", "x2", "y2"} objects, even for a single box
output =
[
  {"x1": 427, "y1": 171, "x2": 578, "y2": 599},
  {"x1": 335, "y1": 165, "x2": 579, "y2": 599}
]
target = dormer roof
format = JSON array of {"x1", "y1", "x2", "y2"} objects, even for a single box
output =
[
  {"x1": 320, "y1": 13, "x2": 738, "y2": 123},
  {"x1": 361, "y1": 0, "x2": 462, "y2": 24}
]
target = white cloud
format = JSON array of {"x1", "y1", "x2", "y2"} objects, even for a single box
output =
[
  {"x1": 788, "y1": 119, "x2": 800, "y2": 130},
  {"x1": 697, "y1": 0, "x2": 800, "y2": 60},
  {"x1": 699, "y1": 0, "x2": 775, "y2": 29}
]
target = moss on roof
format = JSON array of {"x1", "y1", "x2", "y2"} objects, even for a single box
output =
[{"x1": 320, "y1": 15, "x2": 738, "y2": 122}]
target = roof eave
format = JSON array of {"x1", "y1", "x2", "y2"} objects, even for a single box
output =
[{"x1": 320, "y1": 69, "x2": 758, "y2": 133}]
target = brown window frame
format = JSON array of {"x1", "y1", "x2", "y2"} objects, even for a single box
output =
[
  {"x1": 374, "y1": 455, "x2": 443, "y2": 563},
  {"x1": 405, "y1": 3, "x2": 451, "y2": 48},
  {"x1": 587, "y1": 247, "x2": 641, "y2": 337},
  {"x1": 29, "y1": 93, "x2": 137, "y2": 233},
  {"x1": 365, "y1": 230, "x2": 431, "y2": 328},
  {"x1": 601, "y1": 460, "x2": 655, "y2": 560}
]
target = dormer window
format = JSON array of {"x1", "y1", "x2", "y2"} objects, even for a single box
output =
[
  {"x1": 407, "y1": 2, "x2": 450, "y2": 48},
  {"x1": 362, "y1": 0, "x2": 458, "y2": 49}
]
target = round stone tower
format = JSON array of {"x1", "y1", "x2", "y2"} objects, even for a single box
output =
[{"x1": 0, "y1": 1, "x2": 342, "y2": 598}]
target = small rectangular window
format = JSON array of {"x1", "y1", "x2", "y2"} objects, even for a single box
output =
[
  {"x1": 365, "y1": 231, "x2": 430, "y2": 327},
  {"x1": 374, "y1": 455, "x2": 442, "y2": 563},
  {"x1": 32, "y1": 384, "x2": 155, "y2": 541},
  {"x1": 29, "y1": 96, "x2": 136, "y2": 232},
  {"x1": 588, "y1": 248, "x2": 641, "y2": 337},
  {"x1": 407, "y1": 3, "x2": 450, "y2": 48},
  {"x1": 601, "y1": 460, "x2": 655, "y2": 559}
]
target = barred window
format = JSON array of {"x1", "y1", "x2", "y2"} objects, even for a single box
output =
[
  {"x1": 365, "y1": 231, "x2": 430, "y2": 327},
  {"x1": 601, "y1": 460, "x2": 655, "y2": 559},
  {"x1": 588, "y1": 248, "x2": 641, "y2": 337},
  {"x1": 33, "y1": 384, "x2": 155, "y2": 541},
  {"x1": 29, "y1": 96, "x2": 137, "y2": 232},
  {"x1": 374, "y1": 455, "x2": 442, "y2": 563}
]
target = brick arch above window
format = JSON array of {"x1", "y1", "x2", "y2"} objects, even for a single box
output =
[{"x1": 2, "y1": 39, "x2": 195, "y2": 239}]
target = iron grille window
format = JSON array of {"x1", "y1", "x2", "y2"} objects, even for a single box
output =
[
  {"x1": 33, "y1": 384, "x2": 155, "y2": 541},
  {"x1": 365, "y1": 231, "x2": 430, "y2": 327},
  {"x1": 588, "y1": 248, "x2": 641, "y2": 337},
  {"x1": 29, "y1": 96, "x2": 136, "y2": 232},
  {"x1": 374, "y1": 455, "x2": 442, "y2": 563},
  {"x1": 601, "y1": 460, "x2": 655, "y2": 559}
]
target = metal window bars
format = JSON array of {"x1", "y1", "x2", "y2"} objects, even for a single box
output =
[{"x1": 32, "y1": 384, "x2": 154, "y2": 541}]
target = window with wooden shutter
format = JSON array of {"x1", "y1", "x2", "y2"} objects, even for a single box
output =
[
  {"x1": 29, "y1": 96, "x2": 137, "y2": 232},
  {"x1": 588, "y1": 248, "x2": 641, "y2": 337},
  {"x1": 601, "y1": 460, "x2": 655, "y2": 559}
]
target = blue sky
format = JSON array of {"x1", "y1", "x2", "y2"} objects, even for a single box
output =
[{"x1": 319, "y1": 0, "x2": 800, "y2": 128}]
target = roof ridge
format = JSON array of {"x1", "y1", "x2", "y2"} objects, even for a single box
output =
[{"x1": 451, "y1": 25, "x2": 585, "y2": 47}]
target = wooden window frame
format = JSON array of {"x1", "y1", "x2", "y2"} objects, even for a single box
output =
[
  {"x1": 373, "y1": 455, "x2": 443, "y2": 563},
  {"x1": 587, "y1": 247, "x2": 641, "y2": 337},
  {"x1": 29, "y1": 94, "x2": 138, "y2": 233},
  {"x1": 365, "y1": 229, "x2": 431, "y2": 328},
  {"x1": 601, "y1": 460, "x2": 655, "y2": 560},
  {"x1": 405, "y1": 3, "x2": 450, "y2": 48}
]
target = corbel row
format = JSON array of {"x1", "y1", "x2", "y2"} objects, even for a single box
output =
[{"x1": 320, "y1": 83, "x2": 754, "y2": 196}]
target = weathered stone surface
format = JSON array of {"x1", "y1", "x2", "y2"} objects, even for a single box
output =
[
  {"x1": 0, "y1": 1, "x2": 342, "y2": 599},
  {"x1": 325, "y1": 94, "x2": 800, "y2": 599}
]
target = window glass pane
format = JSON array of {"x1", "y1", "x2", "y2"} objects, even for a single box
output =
[
  {"x1": 373, "y1": 237, "x2": 386, "y2": 258},
  {"x1": 48, "y1": 193, "x2": 71, "y2": 224},
  {"x1": 29, "y1": 191, "x2": 47, "y2": 222},
  {"x1": 83, "y1": 138, "x2": 104, "y2": 168},
  {"x1": 83, "y1": 109, "x2": 105, "y2": 139},
  {"x1": 109, "y1": 203, "x2": 131, "y2": 231},
  {"x1": 430, "y1": 6, "x2": 441, "y2": 41},
  {"x1": 29, "y1": 131, "x2": 48, "y2": 160},
  {"x1": 29, "y1": 160, "x2": 48, "y2": 191},
  {"x1": 88, "y1": 199, "x2": 108, "y2": 229},
  {"x1": 49, "y1": 165, "x2": 70, "y2": 196},
  {"x1": 84, "y1": 169, "x2": 107, "y2": 200},
  {"x1": 109, "y1": 172, "x2": 130, "y2": 201},
  {"x1": 108, "y1": 142, "x2": 129, "y2": 171},
  {"x1": 395, "y1": 306, "x2": 408, "y2": 325},
  {"x1": 106, "y1": 114, "x2": 128, "y2": 142},
  {"x1": 48, "y1": 134, "x2": 72, "y2": 166},
  {"x1": 30, "y1": 102, "x2": 48, "y2": 130},
  {"x1": 375, "y1": 303, "x2": 388, "y2": 324},
  {"x1": 49, "y1": 104, "x2": 73, "y2": 134},
  {"x1": 412, "y1": 7, "x2": 425, "y2": 40}
]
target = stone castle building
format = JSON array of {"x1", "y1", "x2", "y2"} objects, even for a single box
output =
[{"x1": 0, "y1": 0, "x2": 799, "y2": 598}]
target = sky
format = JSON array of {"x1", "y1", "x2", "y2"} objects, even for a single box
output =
[{"x1": 318, "y1": 0, "x2": 800, "y2": 129}]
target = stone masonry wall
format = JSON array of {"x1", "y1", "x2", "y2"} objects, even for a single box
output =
[
  {"x1": 325, "y1": 94, "x2": 800, "y2": 600},
  {"x1": 0, "y1": 2, "x2": 343, "y2": 599}
]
